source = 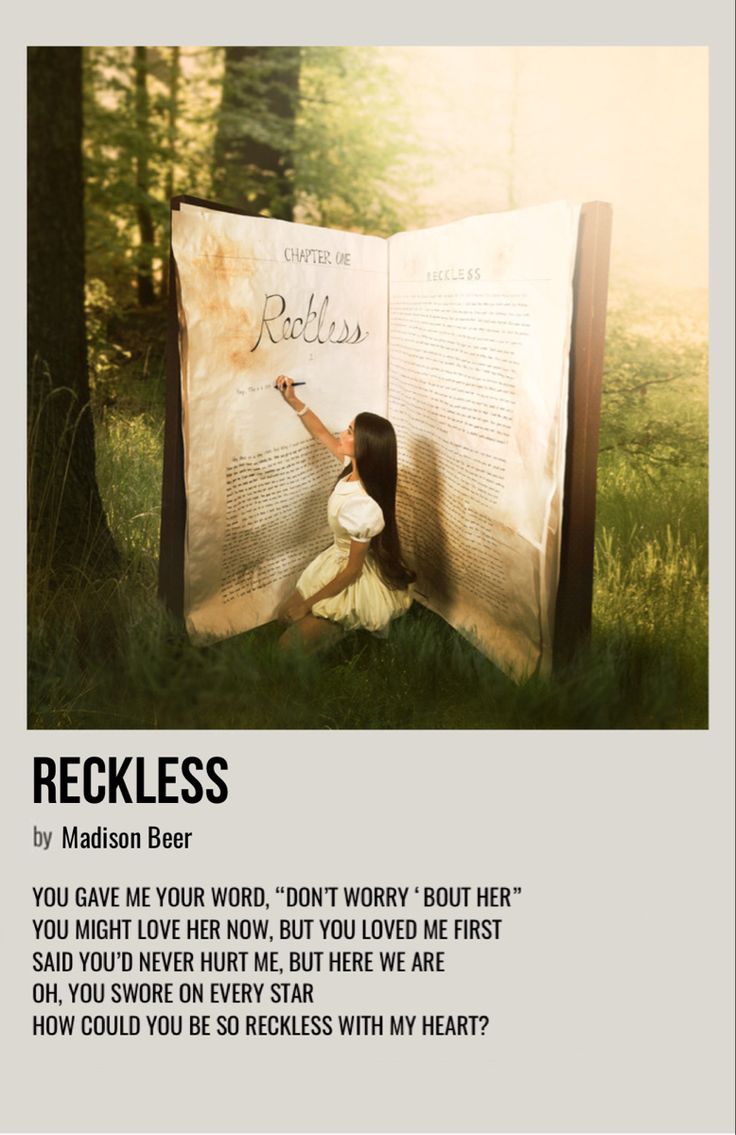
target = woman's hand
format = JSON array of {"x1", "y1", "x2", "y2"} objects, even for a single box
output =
[
  {"x1": 280, "y1": 591, "x2": 312, "y2": 624},
  {"x1": 273, "y1": 377, "x2": 344, "y2": 461},
  {"x1": 275, "y1": 374, "x2": 298, "y2": 405}
]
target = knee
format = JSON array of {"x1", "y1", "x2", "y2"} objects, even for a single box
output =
[
  {"x1": 277, "y1": 626, "x2": 296, "y2": 652},
  {"x1": 278, "y1": 622, "x2": 306, "y2": 654}
]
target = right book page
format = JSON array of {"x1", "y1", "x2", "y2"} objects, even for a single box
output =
[{"x1": 388, "y1": 201, "x2": 581, "y2": 680}]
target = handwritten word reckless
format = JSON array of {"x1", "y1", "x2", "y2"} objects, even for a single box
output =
[{"x1": 250, "y1": 293, "x2": 369, "y2": 351}]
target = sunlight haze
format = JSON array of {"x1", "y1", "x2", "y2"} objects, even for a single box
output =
[{"x1": 384, "y1": 46, "x2": 708, "y2": 290}]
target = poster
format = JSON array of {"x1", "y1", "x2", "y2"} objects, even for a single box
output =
[{"x1": 5, "y1": 3, "x2": 735, "y2": 1133}]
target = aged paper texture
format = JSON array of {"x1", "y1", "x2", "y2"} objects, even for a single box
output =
[
  {"x1": 173, "y1": 206, "x2": 388, "y2": 640},
  {"x1": 172, "y1": 201, "x2": 578, "y2": 679},
  {"x1": 388, "y1": 202, "x2": 580, "y2": 677}
]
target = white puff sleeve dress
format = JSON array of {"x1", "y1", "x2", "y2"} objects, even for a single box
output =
[{"x1": 295, "y1": 477, "x2": 413, "y2": 633}]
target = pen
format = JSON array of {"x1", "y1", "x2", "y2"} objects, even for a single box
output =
[{"x1": 274, "y1": 381, "x2": 307, "y2": 387}]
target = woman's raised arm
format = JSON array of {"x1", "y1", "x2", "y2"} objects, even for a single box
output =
[{"x1": 275, "y1": 374, "x2": 343, "y2": 460}]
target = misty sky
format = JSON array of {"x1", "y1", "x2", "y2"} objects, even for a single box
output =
[{"x1": 385, "y1": 46, "x2": 708, "y2": 290}]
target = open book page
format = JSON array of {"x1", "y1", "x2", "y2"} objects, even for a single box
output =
[
  {"x1": 388, "y1": 201, "x2": 580, "y2": 679},
  {"x1": 172, "y1": 205, "x2": 388, "y2": 641}
]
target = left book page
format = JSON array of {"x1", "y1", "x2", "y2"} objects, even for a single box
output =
[{"x1": 172, "y1": 204, "x2": 388, "y2": 642}]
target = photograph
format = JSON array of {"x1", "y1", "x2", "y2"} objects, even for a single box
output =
[{"x1": 28, "y1": 45, "x2": 709, "y2": 729}]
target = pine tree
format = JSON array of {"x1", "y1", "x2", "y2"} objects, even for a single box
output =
[{"x1": 212, "y1": 46, "x2": 300, "y2": 218}]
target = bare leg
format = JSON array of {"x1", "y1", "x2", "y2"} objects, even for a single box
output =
[{"x1": 278, "y1": 614, "x2": 346, "y2": 655}]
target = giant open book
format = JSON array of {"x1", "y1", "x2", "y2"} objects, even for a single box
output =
[{"x1": 162, "y1": 198, "x2": 612, "y2": 680}]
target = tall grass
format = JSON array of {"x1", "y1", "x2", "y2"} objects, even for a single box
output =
[{"x1": 28, "y1": 289, "x2": 708, "y2": 729}]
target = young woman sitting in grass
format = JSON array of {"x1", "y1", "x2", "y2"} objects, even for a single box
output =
[{"x1": 274, "y1": 374, "x2": 415, "y2": 653}]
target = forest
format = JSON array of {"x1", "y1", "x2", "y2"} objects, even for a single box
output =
[{"x1": 27, "y1": 46, "x2": 708, "y2": 729}]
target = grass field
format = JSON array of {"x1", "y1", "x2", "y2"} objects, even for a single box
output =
[{"x1": 27, "y1": 285, "x2": 708, "y2": 729}]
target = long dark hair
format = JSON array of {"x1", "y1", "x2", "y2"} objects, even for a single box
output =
[{"x1": 339, "y1": 412, "x2": 416, "y2": 590}]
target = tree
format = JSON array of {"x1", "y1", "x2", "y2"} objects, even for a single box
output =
[
  {"x1": 133, "y1": 46, "x2": 157, "y2": 305},
  {"x1": 160, "y1": 46, "x2": 180, "y2": 302},
  {"x1": 84, "y1": 46, "x2": 221, "y2": 310},
  {"x1": 212, "y1": 46, "x2": 300, "y2": 218},
  {"x1": 84, "y1": 46, "x2": 147, "y2": 305},
  {"x1": 294, "y1": 47, "x2": 422, "y2": 235},
  {"x1": 164, "y1": 48, "x2": 180, "y2": 206},
  {"x1": 210, "y1": 46, "x2": 421, "y2": 235},
  {"x1": 598, "y1": 291, "x2": 708, "y2": 474},
  {"x1": 28, "y1": 47, "x2": 117, "y2": 578}
]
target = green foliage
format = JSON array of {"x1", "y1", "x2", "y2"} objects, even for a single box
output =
[
  {"x1": 593, "y1": 473, "x2": 707, "y2": 727},
  {"x1": 80, "y1": 41, "x2": 429, "y2": 450},
  {"x1": 208, "y1": 45, "x2": 424, "y2": 232},
  {"x1": 212, "y1": 46, "x2": 300, "y2": 218},
  {"x1": 83, "y1": 45, "x2": 421, "y2": 313},
  {"x1": 84, "y1": 46, "x2": 221, "y2": 306},
  {"x1": 84, "y1": 289, "x2": 167, "y2": 422},
  {"x1": 295, "y1": 47, "x2": 425, "y2": 235},
  {"x1": 28, "y1": 538, "x2": 708, "y2": 728},
  {"x1": 85, "y1": 278, "x2": 130, "y2": 404},
  {"x1": 84, "y1": 47, "x2": 154, "y2": 299},
  {"x1": 599, "y1": 285, "x2": 708, "y2": 473},
  {"x1": 95, "y1": 409, "x2": 163, "y2": 561}
]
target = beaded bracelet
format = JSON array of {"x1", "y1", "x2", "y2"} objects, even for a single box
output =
[{"x1": 295, "y1": 405, "x2": 309, "y2": 417}]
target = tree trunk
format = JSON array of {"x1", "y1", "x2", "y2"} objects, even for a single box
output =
[
  {"x1": 27, "y1": 46, "x2": 117, "y2": 579},
  {"x1": 134, "y1": 45, "x2": 156, "y2": 306},
  {"x1": 161, "y1": 45, "x2": 180, "y2": 301},
  {"x1": 212, "y1": 46, "x2": 300, "y2": 219},
  {"x1": 165, "y1": 45, "x2": 180, "y2": 206}
]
